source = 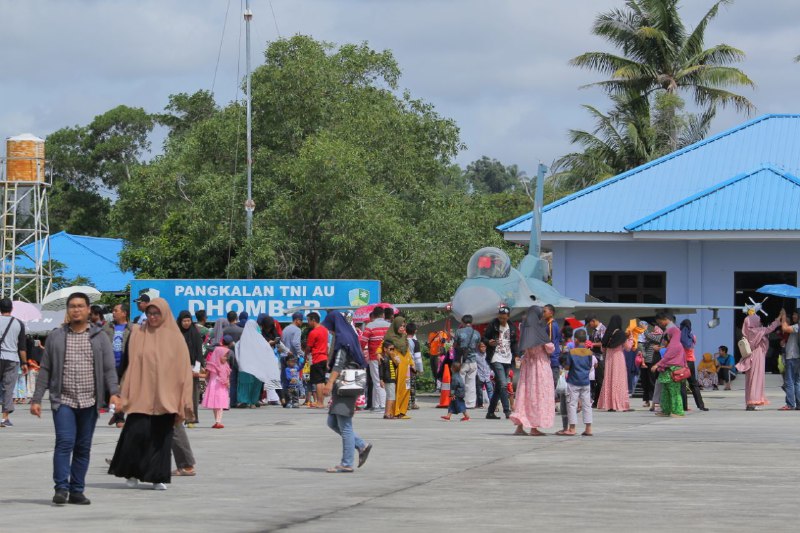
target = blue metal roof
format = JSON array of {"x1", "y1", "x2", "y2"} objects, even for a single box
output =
[
  {"x1": 625, "y1": 165, "x2": 800, "y2": 231},
  {"x1": 498, "y1": 114, "x2": 800, "y2": 234},
  {"x1": 15, "y1": 231, "x2": 132, "y2": 292}
]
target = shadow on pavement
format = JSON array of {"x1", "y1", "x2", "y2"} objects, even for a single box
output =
[
  {"x1": 3, "y1": 499, "x2": 55, "y2": 507},
  {"x1": 280, "y1": 467, "x2": 327, "y2": 473}
]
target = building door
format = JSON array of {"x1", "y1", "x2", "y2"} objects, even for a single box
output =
[{"x1": 733, "y1": 271, "x2": 797, "y2": 361}]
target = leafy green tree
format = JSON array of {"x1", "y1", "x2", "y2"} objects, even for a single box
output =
[
  {"x1": 571, "y1": 0, "x2": 754, "y2": 114},
  {"x1": 45, "y1": 105, "x2": 154, "y2": 235},
  {"x1": 48, "y1": 182, "x2": 112, "y2": 236},
  {"x1": 115, "y1": 36, "x2": 499, "y2": 304},
  {"x1": 156, "y1": 90, "x2": 218, "y2": 139},
  {"x1": 86, "y1": 105, "x2": 154, "y2": 188},
  {"x1": 464, "y1": 156, "x2": 519, "y2": 194}
]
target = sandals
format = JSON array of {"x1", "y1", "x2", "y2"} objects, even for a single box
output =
[
  {"x1": 357, "y1": 444, "x2": 372, "y2": 468},
  {"x1": 172, "y1": 468, "x2": 196, "y2": 476},
  {"x1": 555, "y1": 430, "x2": 576, "y2": 436},
  {"x1": 581, "y1": 432, "x2": 593, "y2": 437},
  {"x1": 326, "y1": 465, "x2": 354, "y2": 474}
]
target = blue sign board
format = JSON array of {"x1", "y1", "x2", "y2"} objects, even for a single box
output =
[{"x1": 130, "y1": 279, "x2": 381, "y2": 322}]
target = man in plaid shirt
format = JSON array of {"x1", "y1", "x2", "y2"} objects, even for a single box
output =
[{"x1": 32, "y1": 292, "x2": 120, "y2": 506}]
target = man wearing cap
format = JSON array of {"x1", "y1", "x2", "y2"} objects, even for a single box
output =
[
  {"x1": 133, "y1": 294, "x2": 151, "y2": 325},
  {"x1": 483, "y1": 305, "x2": 518, "y2": 419}
]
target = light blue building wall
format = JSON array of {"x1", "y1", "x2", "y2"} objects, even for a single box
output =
[{"x1": 547, "y1": 238, "x2": 800, "y2": 356}]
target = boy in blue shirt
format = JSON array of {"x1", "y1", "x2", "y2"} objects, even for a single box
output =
[
  {"x1": 284, "y1": 355, "x2": 302, "y2": 408},
  {"x1": 716, "y1": 345, "x2": 735, "y2": 391},
  {"x1": 557, "y1": 329, "x2": 594, "y2": 436}
]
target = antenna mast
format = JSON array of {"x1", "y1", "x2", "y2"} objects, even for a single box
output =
[{"x1": 244, "y1": 0, "x2": 254, "y2": 279}]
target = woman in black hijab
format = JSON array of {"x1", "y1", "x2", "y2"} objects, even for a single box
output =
[
  {"x1": 509, "y1": 306, "x2": 556, "y2": 436},
  {"x1": 177, "y1": 310, "x2": 204, "y2": 425},
  {"x1": 597, "y1": 314, "x2": 632, "y2": 412},
  {"x1": 601, "y1": 315, "x2": 627, "y2": 349}
]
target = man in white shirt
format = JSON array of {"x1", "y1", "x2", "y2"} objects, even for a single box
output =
[{"x1": 483, "y1": 305, "x2": 517, "y2": 419}]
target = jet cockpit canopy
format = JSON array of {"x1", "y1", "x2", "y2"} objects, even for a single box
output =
[{"x1": 467, "y1": 247, "x2": 511, "y2": 279}]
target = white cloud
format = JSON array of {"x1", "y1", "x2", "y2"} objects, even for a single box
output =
[{"x1": 1, "y1": 0, "x2": 797, "y2": 176}]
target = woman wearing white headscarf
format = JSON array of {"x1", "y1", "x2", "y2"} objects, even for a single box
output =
[
  {"x1": 235, "y1": 321, "x2": 281, "y2": 407},
  {"x1": 510, "y1": 306, "x2": 555, "y2": 436}
]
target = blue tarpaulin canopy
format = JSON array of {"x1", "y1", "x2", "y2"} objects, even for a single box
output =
[
  {"x1": 14, "y1": 231, "x2": 133, "y2": 292},
  {"x1": 756, "y1": 284, "x2": 800, "y2": 299}
]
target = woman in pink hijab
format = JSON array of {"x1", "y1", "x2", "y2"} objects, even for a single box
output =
[
  {"x1": 652, "y1": 327, "x2": 687, "y2": 417},
  {"x1": 736, "y1": 311, "x2": 783, "y2": 410}
]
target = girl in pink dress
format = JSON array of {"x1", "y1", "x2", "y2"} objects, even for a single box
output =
[
  {"x1": 597, "y1": 315, "x2": 632, "y2": 412},
  {"x1": 736, "y1": 311, "x2": 782, "y2": 410},
  {"x1": 202, "y1": 343, "x2": 232, "y2": 428},
  {"x1": 510, "y1": 306, "x2": 555, "y2": 436}
]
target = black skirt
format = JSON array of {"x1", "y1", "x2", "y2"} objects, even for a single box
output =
[{"x1": 108, "y1": 413, "x2": 175, "y2": 484}]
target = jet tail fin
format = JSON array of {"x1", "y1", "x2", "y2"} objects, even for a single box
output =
[{"x1": 520, "y1": 163, "x2": 549, "y2": 281}]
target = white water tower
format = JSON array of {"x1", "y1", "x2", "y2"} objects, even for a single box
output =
[{"x1": 0, "y1": 133, "x2": 52, "y2": 302}]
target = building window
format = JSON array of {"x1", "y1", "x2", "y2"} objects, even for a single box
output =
[{"x1": 589, "y1": 271, "x2": 666, "y2": 304}]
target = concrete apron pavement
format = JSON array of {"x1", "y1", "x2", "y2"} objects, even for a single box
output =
[{"x1": 1, "y1": 374, "x2": 798, "y2": 532}]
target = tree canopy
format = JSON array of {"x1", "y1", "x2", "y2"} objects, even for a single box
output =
[{"x1": 111, "y1": 35, "x2": 526, "y2": 303}]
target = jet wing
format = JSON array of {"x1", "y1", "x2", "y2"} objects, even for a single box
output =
[
  {"x1": 556, "y1": 302, "x2": 740, "y2": 327},
  {"x1": 504, "y1": 301, "x2": 739, "y2": 327},
  {"x1": 285, "y1": 302, "x2": 449, "y2": 314}
]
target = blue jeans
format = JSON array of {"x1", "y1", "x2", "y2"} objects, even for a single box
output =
[
  {"x1": 784, "y1": 358, "x2": 800, "y2": 408},
  {"x1": 488, "y1": 362, "x2": 511, "y2": 414},
  {"x1": 52, "y1": 405, "x2": 98, "y2": 493},
  {"x1": 476, "y1": 378, "x2": 494, "y2": 407},
  {"x1": 327, "y1": 414, "x2": 365, "y2": 469}
]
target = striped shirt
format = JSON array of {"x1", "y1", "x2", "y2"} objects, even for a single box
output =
[
  {"x1": 361, "y1": 318, "x2": 390, "y2": 361},
  {"x1": 61, "y1": 328, "x2": 96, "y2": 409}
]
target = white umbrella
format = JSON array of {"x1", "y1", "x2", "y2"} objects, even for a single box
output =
[{"x1": 41, "y1": 286, "x2": 102, "y2": 311}]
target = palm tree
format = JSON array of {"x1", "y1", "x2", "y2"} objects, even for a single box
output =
[
  {"x1": 552, "y1": 91, "x2": 714, "y2": 192},
  {"x1": 571, "y1": 0, "x2": 755, "y2": 114}
]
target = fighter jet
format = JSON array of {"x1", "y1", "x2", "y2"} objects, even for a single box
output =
[
  {"x1": 443, "y1": 164, "x2": 743, "y2": 325},
  {"x1": 293, "y1": 165, "x2": 736, "y2": 326}
]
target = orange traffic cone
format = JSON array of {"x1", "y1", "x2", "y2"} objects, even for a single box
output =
[{"x1": 437, "y1": 364, "x2": 451, "y2": 408}]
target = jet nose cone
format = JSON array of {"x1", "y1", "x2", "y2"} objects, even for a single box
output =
[{"x1": 451, "y1": 286, "x2": 502, "y2": 324}]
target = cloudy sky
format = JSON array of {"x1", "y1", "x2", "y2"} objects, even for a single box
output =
[{"x1": 1, "y1": 0, "x2": 797, "y2": 174}]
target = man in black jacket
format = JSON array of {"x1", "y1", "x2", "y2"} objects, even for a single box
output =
[{"x1": 483, "y1": 305, "x2": 518, "y2": 419}]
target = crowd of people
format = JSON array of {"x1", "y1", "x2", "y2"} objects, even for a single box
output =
[{"x1": 2, "y1": 292, "x2": 798, "y2": 505}]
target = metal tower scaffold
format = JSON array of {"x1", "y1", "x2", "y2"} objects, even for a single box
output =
[{"x1": 0, "y1": 137, "x2": 53, "y2": 303}]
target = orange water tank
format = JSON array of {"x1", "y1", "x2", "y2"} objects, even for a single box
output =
[{"x1": 5, "y1": 133, "x2": 45, "y2": 182}]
